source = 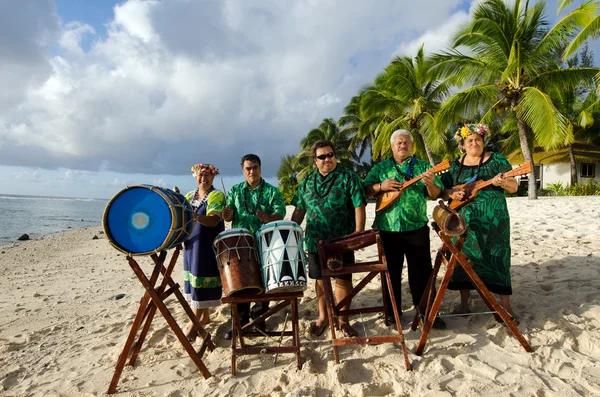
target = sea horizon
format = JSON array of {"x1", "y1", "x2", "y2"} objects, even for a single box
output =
[{"x1": 0, "y1": 193, "x2": 108, "y2": 247}]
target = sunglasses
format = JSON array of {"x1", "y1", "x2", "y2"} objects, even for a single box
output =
[{"x1": 316, "y1": 152, "x2": 335, "y2": 160}]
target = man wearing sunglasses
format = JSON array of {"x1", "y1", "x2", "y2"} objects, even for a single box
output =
[
  {"x1": 222, "y1": 153, "x2": 286, "y2": 340},
  {"x1": 364, "y1": 129, "x2": 446, "y2": 329},
  {"x1": 291, "y1": 140, "x2": 366, "y2": 338}
]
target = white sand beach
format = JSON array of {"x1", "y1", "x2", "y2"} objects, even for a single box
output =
[{"x1": 1, "y1": 197, "x2": 600, "y2": 396}]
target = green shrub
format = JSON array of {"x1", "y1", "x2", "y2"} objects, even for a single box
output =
[{"x1": 541, "y1": 180, "x2": 600, "y2": 197}]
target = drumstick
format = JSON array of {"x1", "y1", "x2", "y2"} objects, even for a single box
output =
[{"x1": 220, "y1": 177, "x2": 227, "y2": 196}]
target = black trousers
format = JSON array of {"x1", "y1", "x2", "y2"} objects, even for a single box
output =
[
  {"x1": 235, "y1": 301, "x2": 270, "y2": 325},
  {"x1": 380, "y1": 226, "x2": 433, "y2": 315}
]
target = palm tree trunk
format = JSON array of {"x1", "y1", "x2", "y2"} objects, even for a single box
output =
[
  {"x1": 423, "y1": 140, "x2": 437, "y2": 166},
  {"x1": 568, "y1": 144, "x2": 577, "y2": 186},
  {"x1": 516, "y1": 112, "x2": 537, "y2": 200}
]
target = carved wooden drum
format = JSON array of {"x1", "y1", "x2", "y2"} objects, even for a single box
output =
[
  {"x1": 256, "y1": 221, "x2": 308, "y2": 294},
  {"x1": 213, "y1": 228, "x2": 263, "y2": 296}
]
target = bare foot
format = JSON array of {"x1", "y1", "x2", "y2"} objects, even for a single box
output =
[
  {"x1": 451, "y1": 305, "x2": 471, "y2": 315},
  {"x1": 183, "y1": 323, "x2": 198, "y2": 341}
]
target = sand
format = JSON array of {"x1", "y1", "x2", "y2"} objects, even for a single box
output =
[{"x1": 1, "y1": 197, "x2": 599, "y2": 396}]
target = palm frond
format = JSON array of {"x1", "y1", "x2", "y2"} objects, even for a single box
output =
[
  {"x1": 563, "y1": 14, "x2": 600, "y2": 59},
  {"x1": 434, "y1": 84, "x2": 500, "y2": 135},
  {"x1": 518, "y1": 86, "x2": 571, "y2": 148},
  {"x1": 531, "y1": 67, "x2": 600, "y2": 91}
]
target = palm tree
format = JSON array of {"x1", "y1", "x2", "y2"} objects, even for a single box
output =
[
  {"x1": 361, "y1": 45, "x2": 453, "y2": 165},
  {"x1": 550, "y1": 0, "x2": 600, "y2": 60},
  {"x1": 294, "y1": 118, "x2": 359, "y2": 181},
  {"x1": 432, "y1": 0, "x2": 599, "y2": 199},
  {"x1": 277, "y1": 154, "x2": 301, "y2": 204},
  {"x1": 339, "y1": 89, "x2": 375, "y2": 160},
  {"x1": 547, "y1": 44, "x2": 600, "y2": 185}
]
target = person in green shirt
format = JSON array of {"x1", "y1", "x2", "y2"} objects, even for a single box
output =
[
  {"x1": 291, "y1": 140, "x2": 366, "y2": 338},
  {"x1": 222, "y1": 154, "x2": 286, "y2": 340},
  {"x1": 440, "y1": 124, "x2": 518, "y2": 320},
  {"x1": 364, "y1": 129, "x2": 446, "y2": 329}
]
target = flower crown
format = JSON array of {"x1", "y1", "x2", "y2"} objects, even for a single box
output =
[
  {"x1": 191, "y1": 163, "x2": 219, "y2": 176},
  {"x1": 454, "y1": 124, "x2": 490, "y2": 143}
]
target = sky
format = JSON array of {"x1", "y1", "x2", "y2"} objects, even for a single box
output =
[{"x1": 0, "y1": 0, "x2": 593, "y2": 199}]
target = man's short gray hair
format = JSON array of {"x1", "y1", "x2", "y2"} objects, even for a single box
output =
[{"x1": 390, "y1": 129, "x2": 413, "y2": 145}]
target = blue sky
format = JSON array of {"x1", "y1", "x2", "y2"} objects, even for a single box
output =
[{"x1": 0, "y1": 0, "x2": 594, "y2": 199}]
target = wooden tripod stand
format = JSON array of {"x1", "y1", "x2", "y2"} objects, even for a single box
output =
[
  {"x1": 107, "y1": 246, "x2": 215, "y2": 394},
  {"x1": 411, "y1": 223, "x2": 533, "y2": 355},
  {"x1": 318, "y1": 229, "x2": 411, "y2": 370}
]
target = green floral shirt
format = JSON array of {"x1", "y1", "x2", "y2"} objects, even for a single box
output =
[
  {"x1": 226, "y1": 179, "x2": 286, "y2": 235},
  {"x1": 364, "y1": 157, "x2": 443, "y2": 232},
  {"x1": 292, "y1": 166, "x2": 366, "y2": 252}
]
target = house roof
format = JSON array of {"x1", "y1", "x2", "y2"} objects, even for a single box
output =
[{"x1": 507, "y1": 143, "x2": 600, "y2": 165}]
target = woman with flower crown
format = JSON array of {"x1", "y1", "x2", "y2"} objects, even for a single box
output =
[
  {"x1": 182, "y1": 163, "x2": 225, "y2": 340},
  {"x1": 441, "y1": 124, "x2": 519, "y2": 319}
]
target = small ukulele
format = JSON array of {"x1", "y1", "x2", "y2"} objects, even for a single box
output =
[
  {"x1": 448, "y1": 161, "x2": 532, "y2": 210},
  {"x1": 375, "y1": 159, "x2": 451, "y2": 212}
]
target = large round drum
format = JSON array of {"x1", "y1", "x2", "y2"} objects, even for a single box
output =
[
  {"x1": 103, "y1": 185, "x2": 193, "y2": 256},
  {"x1": 256, "y1": 221, "x2": 308, "y2": 293},
  {"x1": 213, "y1": 228, "x2": 263, "y2": 296}
]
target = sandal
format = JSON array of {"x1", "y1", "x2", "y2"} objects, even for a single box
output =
[
  {"x1": 340, "y1": 323, "x2": 358, "y2": 338},
  {"x1": 309, "y1": 322, "x2": 329, "y2": 337}
]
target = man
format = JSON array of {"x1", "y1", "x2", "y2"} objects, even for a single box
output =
[
  {"x1": 291, "y1": 140, "x2": 366, "y2": 338},
  {"x1": 222, "y1": 154, "x2": 286, "y2": 339},
  {"x1": 364, "y1": 129, "x2": 446, "y2": 329}
]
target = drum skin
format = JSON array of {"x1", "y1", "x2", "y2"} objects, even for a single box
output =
[
  {"x1": 213, "y1": 229, "x2": 263, "y2": 297},
  {"x1": 256, "y1": 221, "x2": 307, "y2": 294},
  {"x1": 103, "y1": 185, "x2": 193, "y2": 256}
]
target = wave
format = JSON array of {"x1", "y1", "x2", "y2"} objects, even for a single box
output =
[{"x1": 0, "y1": 195, "x2": 105, "y2": 202}]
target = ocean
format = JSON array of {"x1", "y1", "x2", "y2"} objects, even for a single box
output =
[{"x1": 0, "y1": 194, "x2": 108, "y2": 246}]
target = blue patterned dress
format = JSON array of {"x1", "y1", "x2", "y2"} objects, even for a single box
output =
[{"x1": 183, "y1": 189, "x2": 225, "y2": 308}]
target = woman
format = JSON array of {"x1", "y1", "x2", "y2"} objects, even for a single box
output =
[
  {"x1": 182, "y1": 163, "x2": 225, "y2": 340},
  {"x1": 441, "y1": 124, "x2": 519, "y2": 319}
]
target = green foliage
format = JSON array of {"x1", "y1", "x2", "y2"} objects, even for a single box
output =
[
  {"x1": 276, "y1": 154, "x2": 301, "y2": 204},
  {"x1": 545, "y1": 180, "x2": 600, "y2": 196}
]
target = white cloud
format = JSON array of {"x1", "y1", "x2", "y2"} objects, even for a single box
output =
[
  {"x1": 12, "y1": 170, "x2": 43, "y2": 183},
  {"x1": 0, "y1": 0, "x2": 469, "y2": 180}
]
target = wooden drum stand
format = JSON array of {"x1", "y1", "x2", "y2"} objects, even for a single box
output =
[
  {"x1": 221, "y1": 290, "x2": 303, "y2": 375},
  {"x1": 411, "y1": 204, "x2": 533, "y2": 355},
  {"x1": 107, "y1": 246, "x2": 215, "y2": 394},
  {"x1": 318, "y1": 229, "x2": 411, "y2": 370}
]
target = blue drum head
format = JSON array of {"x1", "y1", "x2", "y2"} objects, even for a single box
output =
[{"x1": 105, "y1": 186, "x2": 172, "y2": 254}]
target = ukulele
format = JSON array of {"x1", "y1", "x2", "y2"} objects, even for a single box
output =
[
  {"x1": 375, "y1": 159, "x2": 451, "y2": 212},
  {"x1": 448, "y1": 162, "x2": 532, "y2": 210}
]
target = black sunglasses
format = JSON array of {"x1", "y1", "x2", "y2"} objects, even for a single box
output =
[{"x1": 316, "y1": 152, "x2": 335, "y2": 160}]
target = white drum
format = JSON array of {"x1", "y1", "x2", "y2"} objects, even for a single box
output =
[{"x1": 256, "y1": 221, "x2": 308, "y2": 293}]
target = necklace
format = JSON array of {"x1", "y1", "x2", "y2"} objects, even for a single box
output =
[
  {"x1": 313, "y1": 171, "x2": 338, "y2": 198},
  {"x1": 193, "y1": 187, "x2": 214, "y2": 214},
  {"x1": 456, "y1": 154, "x2": 485, "y2": 182},
  {"x1": 394, "y1": 157, "x2": 415, "y2": 182},
  {"x1": 243, "y1": 179, "x2": 264, "y2": 214}
]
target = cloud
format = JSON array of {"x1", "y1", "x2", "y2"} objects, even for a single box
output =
[
  {"x1": 12, "y1": 170, "x2": 43, "y2": 183},
  {"x1": 0, "y1": 0, "x2": 468, "y2": 179}
]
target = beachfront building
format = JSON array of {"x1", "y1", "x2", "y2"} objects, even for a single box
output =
[{"x1": 507, "y1": 143, "x2": 600, "y2": 189}]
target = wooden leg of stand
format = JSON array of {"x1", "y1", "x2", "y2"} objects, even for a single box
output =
[
  {"x1": 230, "y1": 303, "x2": 240, "y2": 375},
  {"x1": 415, "y1": 254, "x2": 457, "y2": 356},
  {"x1": 438, "y1": 232, "x2": 533, "y2": 353},
  {"x1": 458, "y1": 262, "x2": 533, "y2": 352},
  {"x1": 412, "y1": 248, "x2": 444, "y2": 332},
  {"x1": 383, "y1": 269, "x2": 411, "y2": 371},
  {"x1": 130, "y1": 259, "x2": 211, "y2": 379},
  {"x1": 107, "y1": 289, "x2": 152, "y2": 394},
  {"x1": 322, "y1": 276, "x2": 339, "y2": 363},
  {"x1": 129, "y1": 252, "x2": 178, "y2": 365},
  {"x1": 291, "y1": 297, "x2": 302, "y2": 369}
]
